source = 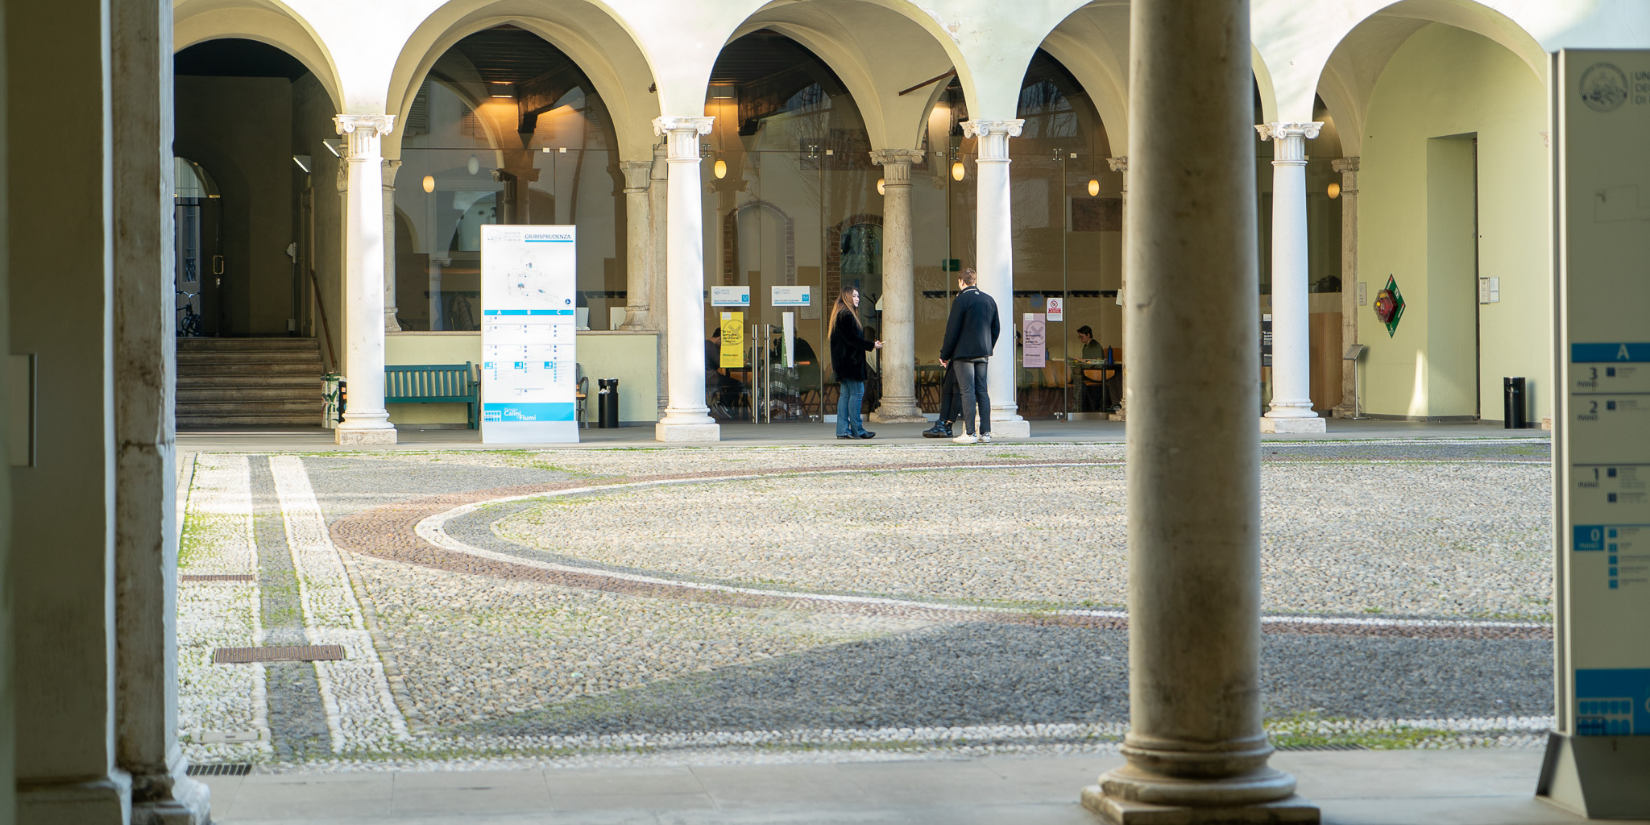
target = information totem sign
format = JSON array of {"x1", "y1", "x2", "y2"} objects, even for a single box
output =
[
  {"x1": 1539, "y1": 49, "x2": 1650, "y2": 818},
  {"x1": 479, "y1": 225, "x2": 579, "y2": 444}
]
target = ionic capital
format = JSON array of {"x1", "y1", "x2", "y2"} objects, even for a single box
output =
[
  {"x1": 1106, "y1": 156, "x2": 1128, "y2": 174},
  {"x1": 962, "y1": 119, "x2": 1023, "y2": 161},
  {"x1": 1331, "y1": 157, "x2": 1359, "y2": 174},
  {"x1": 620, "y1": 160, "x2": 653, "y2": 193},
  {"x1": 653, "y1": 116, "x2": 715, "y2": 161},
  {"x1": 334, "y1": 114, "x2": 395, "y2": 159},
  {"x1": 870, "y1": 148, "x2": 924, "y2": 185},
  {"x1": 1255, "y1": 122, "x2": 1321, "y2": 165}
]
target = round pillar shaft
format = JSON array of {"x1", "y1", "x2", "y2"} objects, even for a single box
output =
[
  {"x1": 335, "y1": 114, "x2": 397, "y2": 445},
  {"x1": 964, "y1": 119, "x2": 1029, "y2": 437},
  {"x1": 869, "y1": 149, "x2": 926, "y2": 423},
  {"x1": 1086, "y1": 1, "x2": 1314, "y2": 820},
  {"x1": 655, "y1": 116, "x2": 720, "y2": 442},
  {"x1": 1259, "y1": 123, "x2": 1322, "y2": 423}
]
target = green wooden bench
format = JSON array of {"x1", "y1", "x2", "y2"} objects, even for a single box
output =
[{"x1": 385, "y1": 363, "x2": 480, "y2": 429}]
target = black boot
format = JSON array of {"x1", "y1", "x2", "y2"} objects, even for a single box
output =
[{"x1": 921, "y1": 422, "x2": 948, "y2": 438}]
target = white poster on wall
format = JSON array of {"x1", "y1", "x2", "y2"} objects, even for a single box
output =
[
  {"x1": 711, "y1": 285, "x2": 750, "y2": 306},
  {"x1": 480, "y1": 225, "x2": 579, "y2": 444},
  {"x1": 772, "y1": 286, "x2": 811, "y2": 306}
]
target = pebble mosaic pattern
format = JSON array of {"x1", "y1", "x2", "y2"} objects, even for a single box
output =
[{"x1": 174, "y1": 439, "x2": 1557, "y2": 772}]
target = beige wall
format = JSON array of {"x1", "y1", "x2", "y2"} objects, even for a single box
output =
[
  {"x1": 1357, "y1": 23, "x2": 1549, "y2": 420},
  {"x1": 174, "y1": 76, "x2": 295, "y2": 335},
  {"x1": 293, "y1": 74, "x2": 344, "y2": 371},
  {"x1": 386, "y1": 331, "x2": 657, "y2": 426}
]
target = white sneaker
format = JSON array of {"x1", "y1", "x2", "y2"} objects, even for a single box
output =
[
  {"x1": 953, "y1": 433, "x2": 978, "y2": 444},
  {"x1": 979, "y1": 434, "x2": 992, "y2": 444}
]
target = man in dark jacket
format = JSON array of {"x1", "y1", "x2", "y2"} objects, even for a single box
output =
[{"x1": 938, "y1": 267, "x2": 1000, "y2": 443}]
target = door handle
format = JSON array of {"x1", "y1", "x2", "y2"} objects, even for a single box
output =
[{"x1": 212, "y1": 255, "x2": 225, "y2": 276}]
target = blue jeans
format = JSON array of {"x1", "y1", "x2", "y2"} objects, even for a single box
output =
[{"x1": 836, "y1": 379, "x2": 866, "y2": 436}]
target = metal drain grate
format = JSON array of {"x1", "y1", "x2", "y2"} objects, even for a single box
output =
[
  {"x1": 1276, "y1": 743, "x2": 1367, "y2": 751},
  {"x1": 187, "y1": 763, "x2": 252, "y2": 777},
  {"x1": 182, "y1": 574, "x2": 256, "y2": 583},
  {"x1": 213, "y1": 645, "x2": 345, "y2": 664}
]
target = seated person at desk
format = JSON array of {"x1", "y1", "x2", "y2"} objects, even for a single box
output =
[{"x1": 1076, "y1": 325, "x2": 1103, "y2": 360}]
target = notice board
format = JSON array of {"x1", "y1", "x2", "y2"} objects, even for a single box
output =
[{"x1": 479, "y1": 225, "x2": 579, "y2": 444}]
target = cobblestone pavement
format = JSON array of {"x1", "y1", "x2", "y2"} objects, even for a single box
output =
[{"x1": 175, "y1": 439, "x2": 1556, "y2": 772}]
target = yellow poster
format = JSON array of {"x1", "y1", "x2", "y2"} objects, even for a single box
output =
[{"x1": 720, "y1": 312, "x2": 744, "y2": 368}]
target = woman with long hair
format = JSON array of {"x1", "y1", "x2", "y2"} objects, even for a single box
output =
[{"x1": 829, "y1": 286, "x2": 882, "y2": 439}]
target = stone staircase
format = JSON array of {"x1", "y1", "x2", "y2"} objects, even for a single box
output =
[{"x1": 176, "y1": 338, "x2": 326, "y2": 428}]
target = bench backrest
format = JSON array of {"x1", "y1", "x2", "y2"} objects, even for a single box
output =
[{"x1": 385, "y1": 363, "x2": 476, "y2": 400}]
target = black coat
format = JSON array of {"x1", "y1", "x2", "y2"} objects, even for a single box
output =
[
  {"x1": 939, "y1": 286, "x2": 1000, "y2": 361},
  {"x1": 830, "y1": 309, "x2": 876, "y2": 382}
]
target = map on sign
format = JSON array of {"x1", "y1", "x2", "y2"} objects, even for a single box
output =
[{"x1": 480, "y1": 226, "x2": 579, "y2": 444}]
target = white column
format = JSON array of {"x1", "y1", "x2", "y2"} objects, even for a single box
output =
[
  {"x1": 335, "y1": 114, "x2": 398, "y2": 445},
  {"x1": 1257, "y1": 122, "x2": 1325, "y2": 433},
  {"x1": 1107, "y1": 156, "x2": 1129, "y2": 423},
  {"x1": 651, "y1": 142, "x2": 670, "y2": 418},
  {"x1": 962, "y1": 119, "x2": 1030, "y2": 438},
  {"x1": 382, "y1": 159, "x2": 402, "y2": 333},
  {"x1": 869, "y1": 149, "x2": 927, "y2": 423},
  {"x1": 1083, "y1": 0, "x2": 1316, "y2": 820},
  {"x1": 654, "y1": 116, "x2": 719, "y2": 442},
  {"x1": 113, "y1": 0, "x2": 211, "y2": 819},
  {"x1": 618, "y1": 160, "x2": 656, "y2": 331},
  {"x1": 1331, "y1": 157, "x2": 1360, "y2": 418}
]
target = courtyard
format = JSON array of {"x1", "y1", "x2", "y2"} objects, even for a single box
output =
[{"x1": 175, "y1": 436, "x2": 1555, "y2": 774}]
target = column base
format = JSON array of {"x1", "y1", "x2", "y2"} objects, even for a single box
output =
[
  {"x1": 1259, "y1": 416, "x2": 1325, "y2": 434},
  {"x1": 337, "y1": 426, "x2": 398, "y2": 445},
  {"x1": 656, "y1": 421, "x2": 720, "y2": 442},
  {"x1": 1109, "y1": 410, "x2": 1127, "y2": 422},
  {"x1": 132, "y1": 771, "x2": 212, "y2": 825},
  {"x1": 1083, "y1": 786, "x2": 1319, "y2": 825},
  {"x1": 986, "y1": 417, "x2": 1031, "y2": 438},
  {"x1": 20, "y1": 772, "x2": 132, "y2": 825},
  {"x1": 869, "y1": 403, "x2": 927, "y2": 424}
]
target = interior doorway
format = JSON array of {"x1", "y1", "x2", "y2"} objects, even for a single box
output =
[
  {"x1": 174, "y1": 157, "x2": 223, "y2": 336},
  {"x1": 1426, "y1": 133, "x2": 1480, "y2": 417}
]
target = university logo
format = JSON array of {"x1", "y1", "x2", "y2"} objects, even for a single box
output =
[{"x1": 1579, "y1": 63, "x2": 1628, "y2": 113}]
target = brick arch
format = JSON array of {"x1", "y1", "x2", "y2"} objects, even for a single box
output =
[
  {"x1": 826, "y1": 213, "x2": 883, "y2": 302},
  {"x1": 721, "y1": 199, "x2": 796, "y2": 287}
]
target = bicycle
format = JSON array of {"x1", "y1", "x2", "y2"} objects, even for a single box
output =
[{"x1": 176, "y1": 289, "x2": 203, "y2": 337}]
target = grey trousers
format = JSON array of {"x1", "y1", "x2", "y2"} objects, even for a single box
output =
[{"x1": 954, "y1": 358, "x2": 990, "y2": 435}]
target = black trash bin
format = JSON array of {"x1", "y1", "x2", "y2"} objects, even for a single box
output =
[
  {"x1": 1503, "y1": 377, "x2": 1527, "y2": 429},
  {"x1": 597, "y1": 378, "x2": 620, "y2": 429}
]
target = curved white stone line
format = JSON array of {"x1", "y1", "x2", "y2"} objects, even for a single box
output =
[
  {"x1": 271, "y1": 456, "x2": 410, "y2": 752},
  {"x1": 413, "y1": 466, "x2": 1547, "y2": 633}
]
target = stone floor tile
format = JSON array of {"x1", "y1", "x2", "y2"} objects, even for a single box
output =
[
  {"x1": 545, "y1": 766, "x2": 706, "y2": 797},
  {"x1": 836, "y1": 759, "x2": 1033, "y2": 805},
  {"x1": 690, "y1": 763, "x2": 869, "y2": 807}
]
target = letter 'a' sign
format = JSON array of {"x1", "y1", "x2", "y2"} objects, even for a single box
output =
[{"x1": 479, "y1": 225, "x2": 579, "y2": 444}]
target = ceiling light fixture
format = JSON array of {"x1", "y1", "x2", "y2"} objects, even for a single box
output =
[
  {"x1": 422, "y1": 175, "x2": 435, "y2": 193},
  {"x1": 1327, "y1": 182, "x2": 1341, "y2": 199},
  {"x1": 877, "y1": 178, "x2": 885, "y2": 195},
  {"x1": 467, "y1": 154, "x2": 481, "y2": 176},
  {"x1": 714, "y1": 159, "x2": 727, "y2": 179},
  {"x1": 951, "y1": 161, "x2": 965, "y2": 181},
  {"x1": 1088, "y1": 179, "x2": 1100, "y2": 197}
]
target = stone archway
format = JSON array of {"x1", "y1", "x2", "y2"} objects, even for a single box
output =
[{"x1": 721, "y1": 198, "x2": 796, "y2": 287}]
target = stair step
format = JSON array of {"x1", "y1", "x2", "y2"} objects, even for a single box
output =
[
  {"x1": 177, "y1": 374, "x2": 320, "y2": 389},
  {"x1": 177, "y1": 363, "x2": 323, "y2": 378},
  {"x1": 176, "y1": 337, "x2": 319, "y2": 352},
  {"x1": 178, "y1": 415, "x2": 322, "y2": 428},
  {"x1": 179, "y1": 388, "x2": 320, "y2": 403},
  {"x1": 178, "y1": 351, "x2": 324, "y2": 366},
  {"x1": 178, "y1": 401, "x2": 318, "y2": 416}
]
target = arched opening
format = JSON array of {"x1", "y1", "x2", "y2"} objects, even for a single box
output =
[
  {"x1": 1317, "y1": 9, "x2": 1547, "y2": 422},
  {"x1": 701, "y1": 29, "x2": 879, "y2": 421},
  {"x1": 172, "y1": 36, "x2": 341, "y2": 427},
  {"x1": 394, "y1": 25, "x2": 623, "y2": 333}
]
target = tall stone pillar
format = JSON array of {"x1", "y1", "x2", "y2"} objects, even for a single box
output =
[
  {"x1": 1331, "y1": 157, "x2": 1360, "y2": 418},
  {"x1": 1083, "y1": 0, "x2": 1317, "y2": 821},
  {"x1": 14, "y1": 0, "x2": 128, "y2": 820},
  {"x1": 961, "y1": 119, "x2": 1030, "y2": 438},
  {"x1": 619, "y1": 160, "x2": 656, "y2": 331},
  {"x1": 651, "y1": 142, "x2": 670, "y2": 417},
  {"x1": 382, "y1": 159, "x2": 402, "y2": 333},
  {"x1": 1107, "y1": 156, "x2": 1129, "y2": 423},
  {"x1": 869, "y1": 148, "x2": 927, "y2": 423},
  {"x1": 112, "y1": 0, "x2": 212, "y2": 820},
  {"x1": 1257, "y1": 122, "x2": 1325, "y2": 434},
  {"x1": 334, "y1": 114, "x2": 397, "y2": 445},
  {"x1": 653, "y1": 116, "x2": 719, "y2": 442}
]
